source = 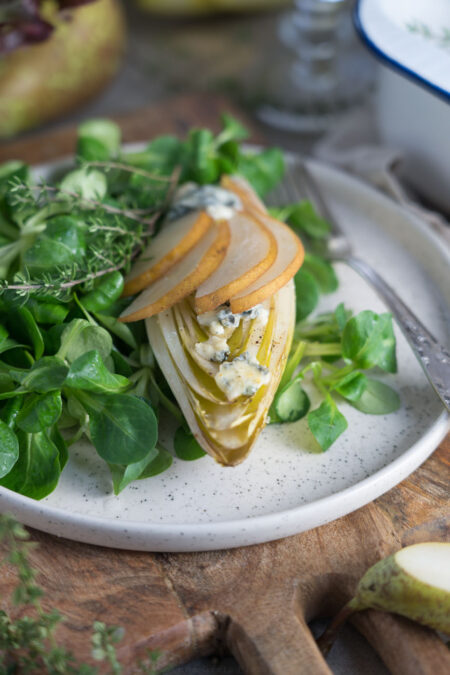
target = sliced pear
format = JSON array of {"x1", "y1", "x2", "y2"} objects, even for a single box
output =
[
  {"x1": 119, "y1": 221, "x2": 230, "y2": 322},
  {"x1": 194, "y1": 211, "x2": 277, "y2": 314},
  {"x1": 318, "y1": 542, "x2": 450, "y2": 655},
  {"x1": 123, "y1": 210, "x2": 213, "y2": 296},
  {"x1": 230, "y1": 213, "x2": 304, "y2": 313},
  {"x1": 221, "y1": 175, "x2": 304, "y2": 313},
  {"x1": 221, "y1": 174, "x2": 267, "y2": 215}
]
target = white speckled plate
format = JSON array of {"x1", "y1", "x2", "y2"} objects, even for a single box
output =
[{"x1": 1, "y1": 150, "x2": 449, "y2": 551}]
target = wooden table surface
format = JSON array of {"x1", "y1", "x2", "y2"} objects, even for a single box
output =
[{"x1": 0, "y1": 95, "x2": 449, "y2": 675}]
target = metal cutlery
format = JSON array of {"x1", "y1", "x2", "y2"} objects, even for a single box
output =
[{"x1": 270, "y1": 161, "x2": 450, "y2": 413}]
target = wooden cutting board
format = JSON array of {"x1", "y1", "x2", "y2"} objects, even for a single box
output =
[{"x1": 0, "y1": 95, "x2": 449, "y2": 675}]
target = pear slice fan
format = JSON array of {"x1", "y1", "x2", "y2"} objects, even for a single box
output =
[
  {"x1": 120, "y1": 176, "x2": 304, "y2": 463},
  {"x1": 318, "y1": 542, "x2": 450, "y2": 655}
]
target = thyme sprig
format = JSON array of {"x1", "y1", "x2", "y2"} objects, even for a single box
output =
[
  {"x1": 10, "y1": 180, "x2": 161, "y2": 227},
  {"x1": 0, "y1": 160, "x2": 182, "y2": 299},
  {"x1": 0, "y1": 514, "x2": 163, "y2": 673},
  {"x1": 83, "y1": 161, "x2": 174, "y2": 182},
  {"x1": 0, "y1": 193, "x2": 161, "y2": 300}
]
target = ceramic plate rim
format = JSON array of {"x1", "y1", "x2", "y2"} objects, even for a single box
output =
[{"x1": 0, "y1": 149, "x2": 448, "y2": 551}]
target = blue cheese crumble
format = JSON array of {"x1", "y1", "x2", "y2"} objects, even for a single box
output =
[
  {"x1": 197, "y1": 304, "x2": 268, "y2": 337},
  {"x1": 195, "y1": 335, "x2": 230, "y2": 363},
  {"x1": 215, "y1": 351, "x2": 270, "y2": 401},
  {"x1": 169, "y1": 184, "x2": 242, "y2": 222},
  {"x1": 195, "y1": 303, "x2": 269, "y2": 366}
]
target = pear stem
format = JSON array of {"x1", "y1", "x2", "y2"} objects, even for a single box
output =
[{"x1": 316, "y1": 598, "x2": 361, "y2": 656}]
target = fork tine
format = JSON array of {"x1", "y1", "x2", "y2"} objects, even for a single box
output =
[
  {"x1": 273, "y1": 159, "x2": 352, "y2": 258},
  {"x1": 267, "y1": 164, "x2": 307, "y2": 207},
  {"x1": 283, "y1": 163, "x2": 309, "y2": 204},
  {"x1": 266, "y1": 184, "x2": 287, "y2": 208}
]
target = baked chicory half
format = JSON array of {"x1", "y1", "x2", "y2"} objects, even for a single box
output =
[{"x1": 121, "y1": 176, "x2": 304, "y2": 464}]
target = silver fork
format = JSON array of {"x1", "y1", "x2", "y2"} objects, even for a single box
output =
[{"x1": 270, "y1": 160, "x2": 450, "y2": 412}]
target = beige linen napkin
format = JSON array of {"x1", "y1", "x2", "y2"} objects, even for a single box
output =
[{"x1": 313, "y1": 106, "x2": 450, "y2": 244}]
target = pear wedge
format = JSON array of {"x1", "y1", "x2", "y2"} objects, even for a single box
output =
[
  {"x1": 351, "y1": 542, "x2": 450, "y2": 633},
  {"x1": 221, "y1": 174, "x2": 268, "y2": 214},
  {"x1": 123, "y1": 210, "x2": 213, "y2": 296},
  {"x1": 221, "y1": 175, "x2": 304, "y2": 312},
  {"x1": 119, "y1": 221, "x2": 230, "y2": 322},
  {"x1": 135, "y1": 0, "x2": 289, "y2": 16},
  {"x1": 194, "y1": 211, "x2": 277, "y2": 313},
  {"x1": 229, "y1": 212, "x2": 304, "y2": 313},
  {"x1": 319, "y1": 542, "x2": 450, "y2": 655}
]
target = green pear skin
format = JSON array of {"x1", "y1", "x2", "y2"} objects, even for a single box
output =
[
  {"x1": 135, "y1": 0, "x2": 288, "y2": 16},
  {"x1": 350, "y1": 544, "x2": 450, "y2": 634},
  {"x1": 0, "y1": 0, "x2": 126, "y2": 138}
]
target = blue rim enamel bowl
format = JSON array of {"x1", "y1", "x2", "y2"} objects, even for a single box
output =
[{"x1": 354, "y1": 0, "x2": 450, "y2": 212}]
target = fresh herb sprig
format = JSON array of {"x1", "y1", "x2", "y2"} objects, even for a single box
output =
[
  {"x1": 270, "y1": 302, "x2": 400, "y2": 450},
  {"x1": 268, "y1": 196, "x2": 400, "y2": 450},
  {"x1": 0, "y1": 513, "x2": 166, "y2": 673}
]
